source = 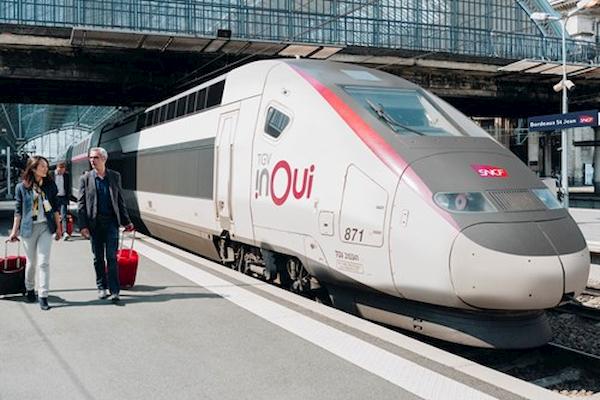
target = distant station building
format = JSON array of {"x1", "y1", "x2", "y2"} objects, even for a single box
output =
[
  {"x1": 541, "y1": 0, "x2": 600, "y2": 190},
  {"x1": 551, "y1": 0, "x2": 599, "y2": 41}
]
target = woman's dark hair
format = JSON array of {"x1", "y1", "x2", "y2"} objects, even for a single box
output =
[{"x1": 21, "y1": 155, "x2": 51, "y2": 187}]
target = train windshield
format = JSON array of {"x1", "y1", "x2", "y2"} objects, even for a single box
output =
[{"x1": 344, "y1": 86, "x2": 464, "y2": 137}]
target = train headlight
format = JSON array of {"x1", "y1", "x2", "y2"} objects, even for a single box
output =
[
  {"x1": 532, "y1": 188, "x2": 562, "y2": 210},
  {"x1": 434, "y1": 192, "x2": 496, "y2": 212}
]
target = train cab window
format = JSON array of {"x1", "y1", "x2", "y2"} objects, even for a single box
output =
[
  {"x1": 186, "y1": 92, "x2": 197, "y2": 114},
  {"x1": 196, "y1": 89, "x2": 207, "y2": 111},
  {"x1": 344, "y1": 86, "x2": 463, "y2": 137},
  {"x1": 264, "y1": 107, "x2": 290, "y2": 139},
  {"x1": 206, "y1": 80, "x2": 225, "y2": 108},
  {"x1": 167, "y1": 102, "x2": 176, "y2": 120},
  {"x1": 176, "y1": 97, "x2": 186, "y2": 117}
]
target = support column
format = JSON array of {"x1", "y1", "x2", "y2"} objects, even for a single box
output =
[
  {"x1": 594, "y1": 127, "x2": 600, "y2": 193},
  {"x1": 527, "y1": 131, "x2": 540, "y2": 175},
  {"x1": 544, "y1": 134, "x2": 553, "y2": 177},
  {"x1": 571, "y1": 128, "x2": 583, "y2": 186},
  {"x1": 6, "y1": 146, "x2": 11, "y2": 199}
]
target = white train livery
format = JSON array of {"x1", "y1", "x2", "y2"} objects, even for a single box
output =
[{"x1": 63, "y1": 59, "x2": 590, "y2": 348}]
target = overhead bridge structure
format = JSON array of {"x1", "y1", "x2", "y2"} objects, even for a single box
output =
[{"x1": 0, "y1": 0, "x2": 599, "y2": 148}]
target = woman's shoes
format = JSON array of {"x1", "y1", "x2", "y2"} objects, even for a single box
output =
[
  {"x1": 39, "y1": 297, "x2": 50, "y2": 311},
  {"x1": 24, "y1": 291, "x2": 49, "y2": 310},
  {"x1": 25, "y1": 290, "x2": 36, "y2": 303}
]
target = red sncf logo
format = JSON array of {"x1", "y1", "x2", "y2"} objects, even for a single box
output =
[
  {"x1": 580, "y1": 115, "x2": 594, "y2": 124},
  {"x1": 471, "y1": 164, "x2": 508, "y2": 178}
]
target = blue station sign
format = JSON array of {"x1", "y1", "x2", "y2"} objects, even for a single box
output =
[{"x1": 528, "y1": 110, "x2": 599, "y2": 132}]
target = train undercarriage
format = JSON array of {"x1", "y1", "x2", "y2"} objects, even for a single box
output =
[{"x1": 214, "y1": 233, "x2": 330, "y2": 304}]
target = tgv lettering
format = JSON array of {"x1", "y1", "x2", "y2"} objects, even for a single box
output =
[{"x1": 255, "y1": 159, "x2": 315, "y2": 206}]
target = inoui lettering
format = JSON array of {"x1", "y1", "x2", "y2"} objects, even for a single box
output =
[{"x1": 255, "y1": 159, "x2": 315, "y2": 206}]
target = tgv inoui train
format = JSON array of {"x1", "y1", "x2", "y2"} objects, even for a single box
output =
[{"x1": 63, "y1": 59, "x2": 589, "y2": 348}]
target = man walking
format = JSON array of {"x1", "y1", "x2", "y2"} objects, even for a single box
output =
[
  {"x1": 54, "y1": 162, "x2": 71, "y2": 239},
  {"x1": 78, "y1": 147, "x2": 134, "y2": 302}
]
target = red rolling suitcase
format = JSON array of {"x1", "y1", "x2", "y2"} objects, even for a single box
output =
[
  {"x1": 66, "y1": 214, "x2": 74, "y2": 236},
  {"x1": 116, "y1": 230, "x2": 138, "y2": 289},
  {"x1": 0, "y1": 240, "x2": 27, "y2": 296}
]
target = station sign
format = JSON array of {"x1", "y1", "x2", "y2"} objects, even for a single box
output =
[{"x1": 528, "y1": 110, "x2": 599, "y2": 132}]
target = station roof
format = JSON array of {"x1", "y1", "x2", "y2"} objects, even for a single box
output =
[
  {"x1": 498, "y1": 59, "x2": 599, "y2": 76},
  {"x1": 0, "y1": 104, "x2": 116, "y2": 148}
]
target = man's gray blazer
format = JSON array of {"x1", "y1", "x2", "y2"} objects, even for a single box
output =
[{"x1": 78, "y1": 169, "x2": 131, "y2": 230}]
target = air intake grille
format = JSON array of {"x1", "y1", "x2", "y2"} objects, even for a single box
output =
[{"x1": 487, "y1": 190, "x2": 544, "y2": 211}]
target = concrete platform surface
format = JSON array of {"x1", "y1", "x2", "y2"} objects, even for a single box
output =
[
  {"x1": 570, "y1": 208, "x2": 600, "y2": 249},
  {"x1": 0, "y1": 228, "x2": 567, "y2": 400}
]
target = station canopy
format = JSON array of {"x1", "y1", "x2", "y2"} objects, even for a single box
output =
[
  {"x1": 0, "y1": 104, "x2": 117, "y2": 152},
  {"x1": 498, "y1": 59, "x2": 599, "y2": 76}
]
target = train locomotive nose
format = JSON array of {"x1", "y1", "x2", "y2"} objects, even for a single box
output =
[{"x1": 449, "y1": 219, "x2": 589, "y2": 310}]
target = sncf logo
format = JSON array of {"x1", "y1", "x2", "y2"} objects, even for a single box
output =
[
  {"x1": 580, "y1": 115, "x2": 594, "y2": 124},
  {"x1": 471, "y1": 164, "x2": 509, "y2": 178}
]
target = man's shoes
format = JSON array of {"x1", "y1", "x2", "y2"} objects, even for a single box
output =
[
  {"x1": 110, "y1": 293, "x2": 120, "y2": 302},
  {"x1": 62, "y1": 233, "x2": 70, "y2": 241},
  {"x1": 25, "y1": 290, "x2": 36, "y2": 303},
  {"x1": 39, "y1": 297, "x2": 50, "y2": 311},
  {"x1": 97, "y1": 289, "x2": 108, "y2": 299}
]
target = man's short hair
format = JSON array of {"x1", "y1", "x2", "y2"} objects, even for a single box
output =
[
  {"x1": 57, "y1": 161, "x2": 66, "y2": 168},
  {"x1": 89, "y1": 147, "x2": 108, "y2": 160}
]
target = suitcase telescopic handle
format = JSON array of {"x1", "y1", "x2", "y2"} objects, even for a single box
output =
[
  {"x1": 4, "y1": 239, "x2": 22, "y2": 271},
  {"x1": 119, "y1": 229, "x2": 136, "y2": 254}
]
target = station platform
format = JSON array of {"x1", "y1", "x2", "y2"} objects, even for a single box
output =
[
  {"x1": 569, "y1": 208, "x2": 600, "y2": 287},
  {"x1": 0, "y1": 217, "x2": 565, "y2": 400}
]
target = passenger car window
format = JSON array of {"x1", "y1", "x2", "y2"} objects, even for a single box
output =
[
  {"x1": 176, "y1": 98, "x2": 186, "y2": 117},
  {"x1": 167, "y1": 102, "x2": 176, "y2": 120},
  {"x1": 206, "y1": 80, "x2": 225, "y2": 108},
  {"x1": 196, "y1": 89, "x2": 207, "y2": 111},
  {"x1": 186, "y1": 92, "x2": 197, "y2": 114},
  {"x1": 264, "y1": 107, "x2": 290, "y2": 138}
]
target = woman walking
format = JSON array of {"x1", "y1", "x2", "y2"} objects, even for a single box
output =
[{"x1": 8, "y1": 156, "x2": 62, "y2": 310}]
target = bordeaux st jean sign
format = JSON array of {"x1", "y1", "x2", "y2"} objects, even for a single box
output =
[{"x1": 528, "y1": 110, "x2": 599, "y2": 132}]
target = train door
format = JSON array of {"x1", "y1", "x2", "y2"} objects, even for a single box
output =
[{"x1": 215, "y1": 110, "x2": 239, "y2": 229}]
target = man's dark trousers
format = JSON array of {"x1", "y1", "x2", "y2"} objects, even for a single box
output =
[
  {"x1": 57, "y1": 195, "x2": 69, "y2": 233},
  {"x1": 91, "y1": 215, "x2": 120, "y2": 295}
]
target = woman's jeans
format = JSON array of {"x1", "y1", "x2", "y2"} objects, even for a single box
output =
[
  {"x1": 22, "y1": 223, "x2": 53, "y2": 298},
  {"x1": 91, "y1": 216, "x2": 120, "y2": 295}
]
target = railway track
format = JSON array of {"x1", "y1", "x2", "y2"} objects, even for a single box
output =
[
  {"x1": 557, "y1": 302, "x2": 600, "y2": 321},
  {"x1": 583, "y1": 286, "x2": 600, "y2": 297},
  {"x1": 556, "y1": 286, "x2": 600, "y2": 321},
  {"x1": 423, "y1": 338, "x2": 600, "y2": 396}
]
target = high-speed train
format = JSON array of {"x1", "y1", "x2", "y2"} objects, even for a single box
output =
[{"x1": 63, "y1": 59, "x2": 590, "y2": 348}]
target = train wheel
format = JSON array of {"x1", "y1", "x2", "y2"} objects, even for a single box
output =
[
  {"x1": 286, "y1": 257, "x2": 309, "y2": 294},
  {"x1": 234, "y1": 247, "x2": 245, "y2": 272},
  {"x1": 262, "y1": 250, "x2": 287, "y2": 284}
]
